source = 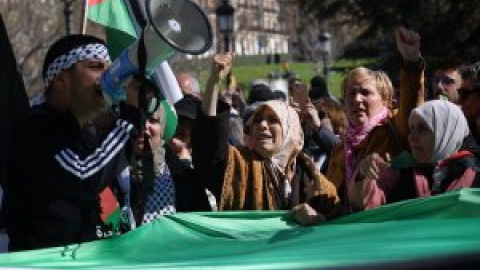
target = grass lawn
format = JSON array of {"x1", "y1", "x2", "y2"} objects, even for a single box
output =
[{"x1": 194, "y1": 58, "x2": 376, "y2": 99}]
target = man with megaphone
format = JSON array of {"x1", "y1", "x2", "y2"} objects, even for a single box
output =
[
  {"x1": 3, "y1": 34, "x2": 148, "y2": 251},
  {"x1": 4, "y1": 0, "x2": 216, "y2": 250}
]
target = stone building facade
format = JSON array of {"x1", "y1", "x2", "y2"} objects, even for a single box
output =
[{"x1": 193, "y1": 0, "x2": 296, "y2": 57}]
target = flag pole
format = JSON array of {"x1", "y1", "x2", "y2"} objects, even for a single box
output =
[{"x1": 81, "y1": 0, "x2": 88, "y2": 34}]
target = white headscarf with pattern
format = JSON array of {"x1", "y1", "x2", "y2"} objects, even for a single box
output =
[{"x1": 250, "y1": 100, "x2": 304, "y2": 177}]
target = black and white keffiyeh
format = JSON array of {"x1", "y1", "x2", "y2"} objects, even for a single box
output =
[
  {"x1": 141, "y1": 164, "x2": 176, "y2": 224},
  {"x1": 44, "y1": 43, "x2": 111, "y2": 88}
]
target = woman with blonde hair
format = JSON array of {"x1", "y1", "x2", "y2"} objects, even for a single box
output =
[{"x1": 325, "y1": 27, "x2": 425, "y2": 211}]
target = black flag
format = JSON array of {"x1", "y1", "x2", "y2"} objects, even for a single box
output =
[{"x1": 0, "y1": 14, "x2": 30, "y2": 203}]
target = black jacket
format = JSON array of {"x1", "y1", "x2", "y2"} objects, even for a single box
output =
[{"x1": 4, "y1": 104, "x2": 131, "y2": 251}]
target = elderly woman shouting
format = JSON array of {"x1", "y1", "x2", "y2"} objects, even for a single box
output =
[
  {"x1": 193, "y1": 53, "x2": 341, "y2": 225},
  {"x1": 325, "y1": 27, "x2": 425, "y2": 211}
]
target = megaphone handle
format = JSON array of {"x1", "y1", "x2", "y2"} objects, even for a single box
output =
[
  {"x1": 137, "y1": 30, "x2": 148, "y2": 75},
  {"x1": 141, "y1": 133, "x2": 155, "y2": 196}
]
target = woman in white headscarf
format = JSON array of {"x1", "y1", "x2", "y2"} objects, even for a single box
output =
[
  {"x1": 194, "y1": 53, "x2": 341, "y2": 225},
  {"x1": 348, "y1": 100, "x2": 480, "y2": 210}
]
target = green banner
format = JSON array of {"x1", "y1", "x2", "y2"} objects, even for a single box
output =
[{"x1": 1, "y1": 189, "x2": 480, "y2": 269}]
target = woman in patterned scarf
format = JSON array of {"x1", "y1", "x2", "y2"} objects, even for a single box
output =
[{"x1": 194, "y1": 54, "x2": 341, "y2": 225}]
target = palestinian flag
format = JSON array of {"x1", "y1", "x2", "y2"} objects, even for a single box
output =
[
  {"x1": 87, "y1": 0, "x2": 137, "y2": 58},
  {"x1": 86, "y1": 0, "x2": 177, "y2": 140}
]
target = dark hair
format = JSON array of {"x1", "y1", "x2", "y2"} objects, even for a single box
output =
[
  {"x1": 436, "y1": 58, "x2": 465, "y2": 72},
  {"x1": 309, "y1": 75, "x2": 328, "y2": 100},
  {"x1": 273, "y1": 91, "x2": 287, "y2": 101},
  {"x1": 42, "y1": 34, "x2": 107, "y2": 89},
  {"x1": 314, "y1": 97, "x2": 347, "y2": 136},
  {"x1": 247, "y1": 84, "x2": 276, "y2": 104}
]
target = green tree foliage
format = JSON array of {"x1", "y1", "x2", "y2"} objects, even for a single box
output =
[{"x1": 300, "y1": 0, "x2": 480, "y2": 69}]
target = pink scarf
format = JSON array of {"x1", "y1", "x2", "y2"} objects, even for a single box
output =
[{"x1": 344, "y1": 106, "x2": 389, "y2": 183}]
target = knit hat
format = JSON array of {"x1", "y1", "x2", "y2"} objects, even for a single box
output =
[{"x1": 42, "y1": 34, "x2": 110, "y2": 89}]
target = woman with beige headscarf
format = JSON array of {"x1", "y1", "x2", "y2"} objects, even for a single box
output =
[
  {"x1": 348, "y1": 100, "x2": 480, "y2": 210},
  {"x1": 193, "y1": 53, "x2": 341, "y2": 225}
]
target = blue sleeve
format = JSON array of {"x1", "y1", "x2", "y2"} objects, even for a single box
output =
[{"x1": 312, "y1": 125, "x2": 340, "y2": 155}]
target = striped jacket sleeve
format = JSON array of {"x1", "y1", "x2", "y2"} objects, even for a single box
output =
[{"x1": 54, "y1": 119, "x2": 133, "y2": 180}]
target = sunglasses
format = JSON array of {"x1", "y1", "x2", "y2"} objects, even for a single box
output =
[{"x1": 434, "y1": 76, "x2": 456, "y2": 85}]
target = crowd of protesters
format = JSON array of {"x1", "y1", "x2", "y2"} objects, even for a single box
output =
[{"x1": 0, "y1": 25, "x2": 479, "y2": 253}]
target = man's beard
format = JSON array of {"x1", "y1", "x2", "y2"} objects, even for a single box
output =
[{"x1": 74, "y1": 101, "x2": 109, "y2": 127}]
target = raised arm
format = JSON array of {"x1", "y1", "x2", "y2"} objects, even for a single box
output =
[
  {"x1": 202, "y1": 53, "x2": 235, "y2": 116},
  {"x1": 193, "y1": 53, "x2": 235, "y2": 197},
  {"x1": 394, "y1": 26, "x2": 425, "y2": 142}
]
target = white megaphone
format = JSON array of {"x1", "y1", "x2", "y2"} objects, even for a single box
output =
[{"x1": 101, "y1": 0, "x2": 212, "y2": 104}]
